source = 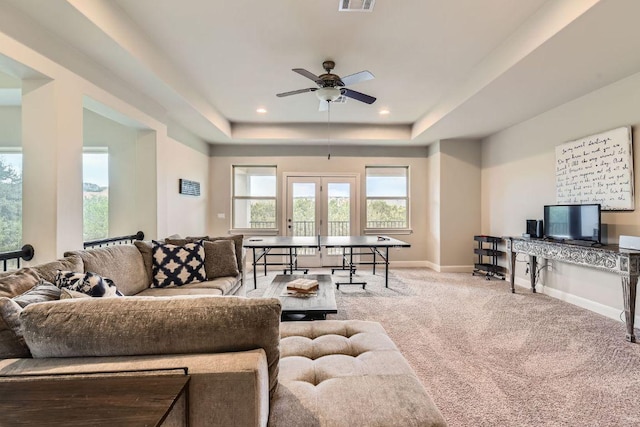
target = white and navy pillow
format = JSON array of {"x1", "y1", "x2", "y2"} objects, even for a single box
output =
[
  {"x1": 152, "y1": 240, "x2": 206, "y2": 288},
  {"x1": 55, "y1": 271, "x2": 123, "y2": 298}
]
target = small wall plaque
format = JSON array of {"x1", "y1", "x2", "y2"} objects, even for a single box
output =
[{"x1": 179, "y1": 179, "x2": 200, "y2": 196}]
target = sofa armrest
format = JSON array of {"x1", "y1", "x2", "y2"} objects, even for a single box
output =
[
  {"x1": 20, "y1": 296, "x2": 281, "y2": 395},
  {"x1": 0, "y1": 350, "x2": 270, "y2": 427}
]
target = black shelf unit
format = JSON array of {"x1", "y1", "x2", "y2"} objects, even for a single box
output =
[{"x1": 472, "y1": 235, "x2": 506, "y2": 280}]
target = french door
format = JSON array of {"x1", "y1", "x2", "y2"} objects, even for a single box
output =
[{"x1": 285, "y1": 175, "x2": 357, "y2": 267}]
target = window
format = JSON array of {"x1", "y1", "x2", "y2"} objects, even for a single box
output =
[
  {"x1": 233, "y1": 166, "x2": 277, "y2": 230},
  {"x1": 0, "y1": 150, "x2": 22, "y2": 253},
  {"x1": 365, "y1": 166, "x2": 409, "y2": 230},
  {"x1": 83, "y1": 149, "x2": 109, "y2": 241}
]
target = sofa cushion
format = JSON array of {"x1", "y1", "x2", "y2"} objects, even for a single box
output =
[
  {"x1": 270, "y1": 320, "x2": 448, "y2": 427},
  {"x1": 0, "y1": 297, "x2": 30, "y2": 358},
  {"x1": 31, "y1": 255, "x2": 84, "y2": 284},
  {"x1": 203, "y1": 240, "x2": 239, "y2": 279},
  {"x1": 135, "y1": 287, "x2": 223, "y2": 297},
  {"x1": 12, "y1": 280, "x2": 61, "y2": 307},
  {"x1": 0, "y1": 268, "x2": 40, "y2": 298},
  {"x1": 55, "y1": 271, "x2": 123, "y2": 298},
  {"x1": 152, "y1": 241, "x2": 206, "y2": 288},
  {"x1": 133, "y1": 240, "x2": 153, "y2": 286},
  {"x1": 181, "y1": 276, "x2": 240, "y2": 295},
  {"x1": 65, "y1": 246, "x2": 148, "y2": 296},
  {"x1": 60, "y1": 288, "x2": 91, "y2": 299},
  {"x1": 20, "y1": 296, "x2": 282, "y2": 396}
]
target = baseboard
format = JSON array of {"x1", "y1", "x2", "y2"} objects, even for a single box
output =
[
  {"x1": 424, "y1": 262, "x2": 474, "y2": 273},
  {"x1": 513, "y1": 276, "x2": 640, "y2": 326},
  {"x1": 390, "y1": 260, "x2": 429, "y2": 268}
]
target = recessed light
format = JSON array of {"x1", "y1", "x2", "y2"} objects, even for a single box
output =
[
  {"x1": 256, "y1": 108, "x2": 267, "y2": 114},
  {"x1": 379, "y1": 109, "x2": 390, "y2": 115}
]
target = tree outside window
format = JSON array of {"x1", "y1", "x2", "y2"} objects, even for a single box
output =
[
  {"x1": 365, "y1": 166, "x2": 409, "y2": 230},
  {"x1": 83, "y1": 150, "x2": 109, "y2": 241},
  {"x1": 0, "y1": 153, "x2": 22, "y2": 253},
  {"x1": 233, "y1": 166, "x2": 277, "y2": 230}
]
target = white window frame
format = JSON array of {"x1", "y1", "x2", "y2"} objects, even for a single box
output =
[
  {"x1": 231, "y1": 165, "x2": 278, "y2": 234},
  {"x1": 364, "y1": 165, "x2": 411, "y2": 235}
]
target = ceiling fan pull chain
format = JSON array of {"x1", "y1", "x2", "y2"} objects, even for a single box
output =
[{"x1": 327, "y1": 101, "x2": 331, "y2": 160}]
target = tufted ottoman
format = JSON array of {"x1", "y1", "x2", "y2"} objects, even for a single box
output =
[{"x1": 269, "y1": 320, "x2": 447, "y2": 426}]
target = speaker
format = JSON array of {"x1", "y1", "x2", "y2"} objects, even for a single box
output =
[
  {"x1": 526, "y1": 219, "x2": 543, "y2": 238},
  {"x1": 619, "y1": 235, "x2": 640, "y2": 250}
]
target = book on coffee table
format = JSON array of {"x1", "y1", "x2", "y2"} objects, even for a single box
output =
[{"x1": 286, "y1": 278, "x2": 319, "y2": 293}]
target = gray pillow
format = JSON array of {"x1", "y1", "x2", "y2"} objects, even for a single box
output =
[
  {"x1": 134, "y1": 240, "x2": 153, "y2": 286},
  {"x1": 31, "y1": 255, "x2": 84, "y2": 284},
  {"x1": 12, "y1": 280, "x2": 61, "y2": 308},
  {"x1": 0, "y1": 297, "x2": 31, "y2": 358},
  {"x1": 204, "y1": 240, "x2": 240, "y2": 279},
  {"x1": 206, "y1": 235, "x2": 244, "y2": 272}
]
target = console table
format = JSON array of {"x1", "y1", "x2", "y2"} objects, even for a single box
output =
[{"x1": 505, "y1": 237, "x2": 640, "y2": 343}]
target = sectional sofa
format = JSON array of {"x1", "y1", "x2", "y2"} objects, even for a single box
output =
[{"x1": 0, "y1": 237, "x2": 447, "y2": 426}]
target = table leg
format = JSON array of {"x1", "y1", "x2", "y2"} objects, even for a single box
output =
[
  {"x1": 373, "y1": 249, "x2": 376, "y2": 275},
  {"x1": 252, "y1": 248, "x2": 258, "y2": 289},
  {"x1": 384, "y1": 247, "x2": 389, "y2": 288},
  {"x1": 622, "y1": 274, "x2": 638, "y2": 343},
  {"x1": 529, "y1": 255, "x2": 537, "y2": 293},
  {"x1": 508, "y1": 249, "x2": 516, "y2": 293}
]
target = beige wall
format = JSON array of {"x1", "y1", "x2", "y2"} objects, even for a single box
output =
[
  {"x1": 440, "y1": 139, "x2": 481, "y2": 268},
  {"x1": 481, "y1": 70, "x2": 640, "y2": 322}
]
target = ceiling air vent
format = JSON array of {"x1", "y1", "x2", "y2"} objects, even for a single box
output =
[{"x1": 339, "y1": 0, "x2": 375, "y2": 12}]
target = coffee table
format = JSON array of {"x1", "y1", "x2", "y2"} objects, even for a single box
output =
[
  {"x1": 0, "y1": 370, "x2": 189, "y2": 426},
  {"x1": 264, "y1": 274, "x2": 337, "y2": 320}
]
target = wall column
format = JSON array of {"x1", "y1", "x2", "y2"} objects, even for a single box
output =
[{"x1": 22, "y1": 78, "x2": 83, "y2": 262}]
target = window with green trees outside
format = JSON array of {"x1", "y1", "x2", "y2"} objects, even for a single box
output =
[
  {"x1": 365, "y1": 166, "x2": 409, "y2": 230},
  {"x1": 233, "y1": 166, "x2": 277, "y2": 230},
  {"x1": 0, "y1": 152, "x2": 22, "y2": 254}
]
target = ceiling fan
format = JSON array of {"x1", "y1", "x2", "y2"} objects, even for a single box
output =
[{"x1": 276, "y1": 60, "x2": 376, "y2": 111}]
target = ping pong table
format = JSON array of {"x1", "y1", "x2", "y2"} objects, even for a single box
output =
[{"x1": 243, "y1": 235, "x2": 410, "y2": 289}]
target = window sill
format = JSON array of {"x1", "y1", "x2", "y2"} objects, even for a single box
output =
[{"x1": 363, "y1": 228, "x2": 413, "y2": 236}]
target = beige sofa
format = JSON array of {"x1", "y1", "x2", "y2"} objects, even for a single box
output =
[{"x1": 0, "y1": 240, "x2": 447, "y2": 426}]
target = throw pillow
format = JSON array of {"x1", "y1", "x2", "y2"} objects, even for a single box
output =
[
  {"x1": 55, "y1": 271, "x2": 124, "y2": 298},
  {"x1": 0, "y1": 297, "x2": 31, "y2": 358},
  {"x1": 0, "y1": 268, "x2": 41, "y2": 298},
  {"x1": 60, "y1": 288, "x2": 92, "y2": 300},
  {"x1": 152, "y1": 240, "x2": 206, "y2": 288},
  {"x1": 12, "y1": 280, "x2": 61, "y2": 308},
  {"x1": 206, "y1": 235, "x2": 244, "y2": 272},
  {"x1": 134, "y1": 240, "x2": 154, "y2": 286},
  {"x1": 30, "y1": 255, "x2": 83, "y2": 284},
  {"x1": 203, "y1": 240, "x2": 240, "y2": 279}
]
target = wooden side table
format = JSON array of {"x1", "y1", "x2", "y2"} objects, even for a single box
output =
[{"x1": 0, "y1": 369, "x2": 190, "y2": 426}]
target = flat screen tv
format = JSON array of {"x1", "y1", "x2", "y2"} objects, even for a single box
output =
[{"x1": 543, "y1": 204, "x2": 601, "y2": 243}]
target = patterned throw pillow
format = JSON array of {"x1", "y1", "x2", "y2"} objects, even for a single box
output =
[
  {"x1": 55, "y1": 271, "x2": 123, "y2": 298},
  {"x1": 152, "y1": 240, "x2": 206, "y2": 288}
]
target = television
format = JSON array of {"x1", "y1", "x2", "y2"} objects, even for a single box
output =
[{"x1": 543, "y1": 204, "x2": 601, "y2": 243}]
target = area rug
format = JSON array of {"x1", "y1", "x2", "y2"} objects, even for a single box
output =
[{"x1": 247, "y1": 268, "x2": 640, "y2": 426}]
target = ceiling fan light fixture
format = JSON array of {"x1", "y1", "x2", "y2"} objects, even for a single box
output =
[{"x1": 316, "y1": 87, "x2": 342, "y2": 102}]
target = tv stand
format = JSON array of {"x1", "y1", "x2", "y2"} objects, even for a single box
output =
[{"x1": 505, "y1": 237, "x2": 640, "y2": 343}]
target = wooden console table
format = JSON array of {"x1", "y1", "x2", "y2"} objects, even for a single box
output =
[{"x1": 505, "y1": 237, "x2": 640, "y2": 343}]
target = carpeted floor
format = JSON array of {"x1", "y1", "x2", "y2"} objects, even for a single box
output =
[{"x1": 247, "y1": 268, "x2": 640, "y2": 427}]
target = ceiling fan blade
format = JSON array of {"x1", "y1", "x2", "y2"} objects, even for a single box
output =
[
  {"x1": 340, "y1": 70, "x2": 374, "y2": 87},
  {"x1": 276, "y1": 88, "x2": 317, "y2": 97},
  {"x1": 319, "y1": 100, "x2": 329, "y2": 112},
  {"x1": 341, "y1": 88, "x2": 376, "y2": 104},
  {"x1": 293, "y1": 68, "x2": 322, "y2": 83}
]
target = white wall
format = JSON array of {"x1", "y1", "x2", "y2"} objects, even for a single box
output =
[
  {"x1": 481, "y1": 70, "x2": 640, "y2": 322},
  {"x1": 0, "y1": 106, "x2": 20, "y2": 146}
]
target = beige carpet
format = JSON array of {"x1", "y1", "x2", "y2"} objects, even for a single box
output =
[{"x1": 248, "y1": 268, "x2": 640, "y2": 427}]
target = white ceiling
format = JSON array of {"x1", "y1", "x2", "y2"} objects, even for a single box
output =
[{"x1": 2, "y1": 0, "x2": 640, "y2": 146}]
